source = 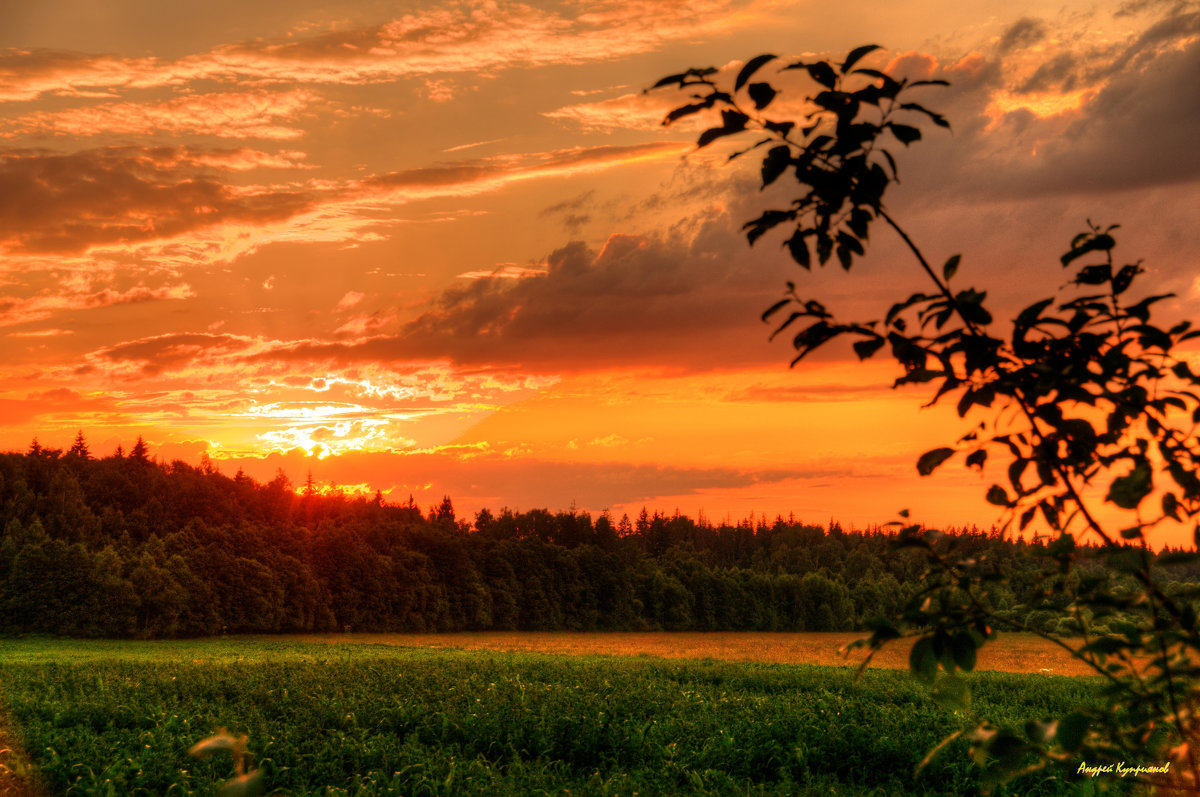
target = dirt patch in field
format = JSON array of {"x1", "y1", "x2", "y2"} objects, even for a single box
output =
[{"x1": 279, "y1": 631, "x2": 1099, "y2": 677}]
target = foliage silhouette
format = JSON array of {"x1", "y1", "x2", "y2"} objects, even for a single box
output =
[{"x1": 653, "y1": 45, "x2": 1200, "y2": 792}]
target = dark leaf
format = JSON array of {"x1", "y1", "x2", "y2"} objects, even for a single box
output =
[
  {"x1": 841, "y1": 44, "x2": 881, "y2": 74},
  {"x1": 986, "y1": 484, "x2": 1011, "y2": 507},
  {"x1": 664, "y1": 101, "x2": 711, "y2": 124},
  {"x1": 761, "y1": 298, "x2": 790, "y2": 322},
  {"x1": 965, "y1": 449, "x2": 987, "y2": 470},
  {"x1": 852, "y1": 337, "x2": 886, "y2": 360},
  {"x1": 760, "y1": 145, "x2": 792, "y2": 187},
  {"x1": 734, "y1": 54, "x2": 777, "y2": 91},
  {"x1": 917, "y1": 447, "x2": 955, "y2": 476},
  {"x1": 1074, "y1": 264, "x2": 1111, "y2": 285},
  {"x1": 651, "y1": 72, "x2": 690, "y2": 89},
  {"x1": 1056, "y1": 712, "x2": 1088, "y2": 752},
  {"x1": 805, "y1": 61, "x2": 838, "y2": 89},
  {"x1": 943, "y1": 254, "x2": 961, "y2": 282},
  {"x1": 763, "y1": 119, "x2": 796, "y2": 136},
  {"x1": 1111, "y1": 264, "x2": 1141, "y2": 295},
  {"x1": 1061, "y1": 233, "x2": 1116, "y2": 266},
  {"x1": 1163, "y1": 491, "x2": 1181, "y2": 521},
  {"x1": 888, "y1": 123, "x2": 921, "y2": 145},
  {"x1": 900, "y1": 102, "x2": 950, "y2": 127},
  {"x1": 747, "y1": 82, "x2": 777, "y2": 110},
  {"x1": 785, "y1": 231, "x2": 811, "y2": 269},
  {"x1": 1107, "y1": 460, "x2": 1153, "y2": 509},
  {"x1": 696, "y1": 110, "x2": 749, "y2": 148},
  {"x1": 909, "y1": 636, "x2": 938, "y2": 683},
  {"x1": 951, "y1": 632, "x2": 977, "y2": 672}
]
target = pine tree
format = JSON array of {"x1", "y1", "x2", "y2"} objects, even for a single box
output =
[
  {"x1": 67, "y1": 430, "x2": 90, "y2": 460},
  {"x1": 129, "y1": 436, "x2": 149, "y2": 463}
]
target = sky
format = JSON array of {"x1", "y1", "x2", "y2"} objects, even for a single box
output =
[{"x1": 1, "y1": 0, "x2": 1198, "y2": 539}]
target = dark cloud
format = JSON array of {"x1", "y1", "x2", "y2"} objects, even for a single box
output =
[
  {"x1": 901, "y1": 23, "x2": 1200, "y2": 200},
  {"x1": 236, "y1": 446, "x2": 841, "y2": 514},
  {"x1": 0, "y1": 146, "x2": 314, "y2": 253},
  {"x1": 95, "y1": 332, "x2": 254, "y2": 375},
  {"x1": 1018, "y1": 37, "x2": 1200, "y2": 193},
  {"x1": 246, "y1": 198, "x2": 818, "y2": 373},
  {"x1": 997, "y1": 17, "x2": 1048, "y2": 53},
  {"x1": 1018, "y1": 53, "x2": 1078, "y2": 93}
]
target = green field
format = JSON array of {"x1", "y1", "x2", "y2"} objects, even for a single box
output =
[{"x1": 0, "y1": 637, "x2": 1120, "y2": 796}]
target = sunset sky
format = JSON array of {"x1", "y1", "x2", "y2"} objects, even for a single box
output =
[{"x1": 2, "y1": 0, "x2": 1198, "y2": 536}]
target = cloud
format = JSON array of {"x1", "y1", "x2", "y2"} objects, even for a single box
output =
[
  {"x1": 0, "y1": 140, "x2": 682, "y2": 261},
  {"x1": 0, "y1": 49, "x2": 160, "y2": 102},
  {"x1": 226, "y1": 445, "x2": 825, "y2": 514},
  {"x1": 0, "y1": 388, "x2": 121, "y2": 428},
  {"x1": 6, "y1": 327, "x2": 74, "y2": 338},
  {"x1": 0, "y1": 0, "x2": 770, "y2": 102},
  {"x1": 241, "y1": 196, "x2": 814, "y2": 373},
  {"x1": 456, "y1": 265, "x2": 547, "y2": 280},
  {"x1": 0, "y1": 145, "x2": 315, "y2": 254},
  {"x1": 335, "y1": 291, "x2": 365, "y2": 311},
  {"x1": 996, "y1": 17, "x2": 1048, "y2": 53},
  {"x1": 0, "y1": 282, "x2": 194, "y2": 327},
  {"x1": 0, "y1": 89, "x2": 319, "y2": 140},
  {"x1": 93, "y1": 332, "x2": 256, "y2": 376}
]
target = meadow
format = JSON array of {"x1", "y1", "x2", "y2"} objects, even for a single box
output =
[{"x1": 0, "y1": 634, "x2": 1125, "y2": 796}]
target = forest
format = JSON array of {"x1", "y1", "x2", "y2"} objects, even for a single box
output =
[{"x1": 1, "y1": 435, "x2": 1193, "y2": 639}]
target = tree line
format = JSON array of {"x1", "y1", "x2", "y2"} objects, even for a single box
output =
[{"x1": 1, "y1": 436, "x2": 1192, "y2": 638}]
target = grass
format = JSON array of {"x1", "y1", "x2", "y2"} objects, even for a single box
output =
[{"x1": 0, "y1": 636, "x2": 1121, "y2": 796}]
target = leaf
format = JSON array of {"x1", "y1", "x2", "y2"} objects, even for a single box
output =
[
  {"x1": 917, "y1": 447, "x2": 955, "y2": 476},
  {"x1": 761, "y1": 145, "x2": 792, "y2": 187},
  {"x1": 1163, "y1": 492, "x2": 1181, "y2": 521},
  {"x1": 986, "y1": 484, "x2": 1011, "y2": 507},
  {"x1": 942, "y1": 254, "x2": 961, "y2": 282},
  {"x1": 1074, "y1": 264, "x2": 1111, "y2": 285},
  {"x1": 909, "y1": 636, "x2": 938, "y2": 683},
  {"x1": 664, "y1": 101, "x2": 711, "y2": 124},
  {"x1": 747, "y1": 82, "x2": 777, "y2": 110},
  {"x1": 853, "y1": 337, "x2": 886, "y2": 360},
  {"x1": 696, "y1": 110, "x2": 749, "y2": 148},
  {"x1": 805, "y1": 61, "x2": 838, "y2": 89},
  {"x1": 735, "y1": 54, "x2": 777, "y2": 91},
  {"x1": 650, "y1": 72, "x2": 689, "y2": 89},
  {"x1": 888, "y1": 123, "x2": 921, "y2": 145},
  {"x1": 1061, "y1": 233, "x2": 1116, "y2": 267},
  {"x1": 841, "y1": 44, "x2": 881, "y2": 74},
  {"x1": 965, "y1": 449, "x2": 987, "y2": 470},
  {"x1": 900, "y1": 102, "x2": 950, "y2": 128},
  {"x1": 951, "y1": 632, "x2": 977, "y2": 672},
  {"x1": 1056, "y1": 712, "x2": 1088, "y2": 752},
  {"x1": 1107, "y1": 460, "x2": 1153, "y2": 509},
  {"x1": 785, "y1": 231, "x2": 811, "y2": 269}
]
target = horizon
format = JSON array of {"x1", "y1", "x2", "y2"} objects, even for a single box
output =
[{"x1": 2, "y1": 1, "x2": 1199, "y2": 543}]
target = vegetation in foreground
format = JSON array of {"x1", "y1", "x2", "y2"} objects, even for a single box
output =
[{"x1": 0, "y1": 638, "x2": 1124, "y2": 796}]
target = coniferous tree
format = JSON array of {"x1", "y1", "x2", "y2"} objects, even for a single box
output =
[{"x1": 67, "y1": 430, "x2": 90, "y2": 460}]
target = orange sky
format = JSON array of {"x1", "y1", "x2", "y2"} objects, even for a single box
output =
[{"x1": 2, "y1": 0, "x2": 1199, "y2": 542}]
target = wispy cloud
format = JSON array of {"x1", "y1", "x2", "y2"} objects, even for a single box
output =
[
  {"x1": 0, "y1": 141, "x2": 686, "y2": 262},
  {"x1": 0, "y1": 283, "x2": 193, "y2": 327},
  {"x1": 0, "y1": 89, "x2": 320, "y2": 140},
  {"x1": 0, "y1": 0, "x2": 769, "y2": 102}
]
